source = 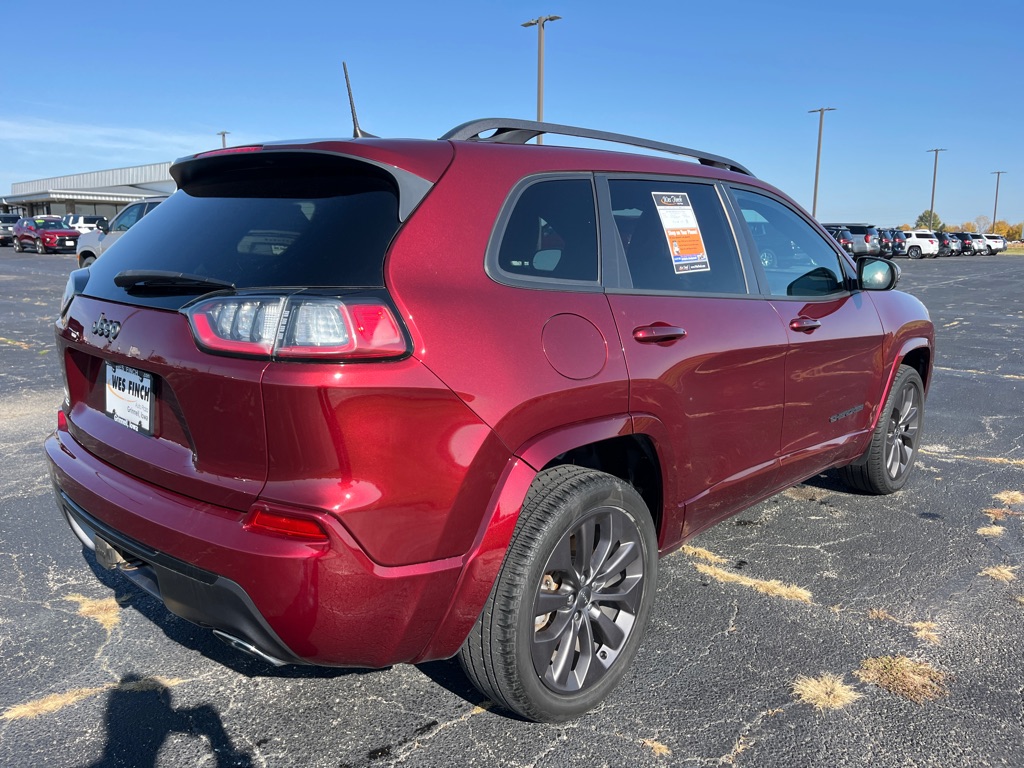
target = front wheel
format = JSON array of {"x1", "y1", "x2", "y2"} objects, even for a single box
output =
[
  {"x1": 907, "y1": 246, "x2": 922, "y2": 259},
  {"x1": 459, "y1": 466, "x2": 658, "y2": 722},
  {"x1": 35, "y1": 239, "x2": 46, "y2": 255},
  {"x1": 12, "y1": 238, "x2": 22, "y2": 253},
  {"x1": 839, "y1": 365, "x2": 925, "y2": 494}
]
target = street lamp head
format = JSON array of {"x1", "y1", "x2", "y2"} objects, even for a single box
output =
[
  {"x1": 523, "y1": 15, "x2": 562, "y2": 27},
  {"x1": 807, "y1": 107, "x2": 836, "y2": 113}
]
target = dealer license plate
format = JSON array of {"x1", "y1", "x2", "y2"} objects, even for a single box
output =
[{"x1": 105, "y1": 363, "x2": 154, "y2": 434}]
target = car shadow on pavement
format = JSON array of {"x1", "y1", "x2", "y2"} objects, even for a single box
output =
[
  {"x1": 86, "y1": 673, "x2": 253, "y2": 768},
  {"x1": 414, "y1": 660, "x2": 518, "y2": 718},
  {"x1": 82, "y1": 548, "x2": 387, "y2": 681}
]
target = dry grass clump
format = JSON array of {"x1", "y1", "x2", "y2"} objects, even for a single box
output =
[
  {"x1": 977, "y1": 525, "x2": 1006, "y2": 537},
  {"x1": 681, "y1": 545, "x2": 728, "y2": 564},
  {"x1": 867, "y1": 608, "x2": 896, "y2": 622},
  {"x1": 792, "y1": 673, "x2": 862, "y2": 710},
  {"x1": 866, "y1": 608, "x2": 940, "y2": 644},
  {"x1": 992, "y1": 490, "x2": 1024, "y2": 506},
  {"x1": 641, "y1": 739, "x2": 672, "y2": 757},
  {"x1": 64, "y1": 594, "x2": 121, "y2": 632},
  {"x1": 983, "y1": 507, "x2": 1022, "y2": 522},
  {"x1": 980, "y1": 565, "x2": 1018, "y2": 583},
  {"x1": 855, "y1": 656, "x2": 947, "y2": 703},
  {"x1": 909, "y1": 621, "x2": 941, "y2": 645},
  {"x1": 694, "y1": 563, "x2": 812, "y2": 603}
]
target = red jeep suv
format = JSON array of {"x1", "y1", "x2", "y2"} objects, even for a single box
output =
[{"x1": 47, "y1": 118, "x2": 933, "y2": 722}]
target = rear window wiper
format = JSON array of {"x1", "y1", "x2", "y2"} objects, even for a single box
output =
[{"x1": 113, "y1": 270, "x2": 235, "y2": 293}]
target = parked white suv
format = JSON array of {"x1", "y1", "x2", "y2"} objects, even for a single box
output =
[
  {"x1": 982, "y1": 233, "x2": 1006, "y2": 254},
  {"x1": 75, "y1": 196, "x2": 166, "y2": 267},
  {"x1": 903, "y1": 230, "x2": 939, "y2": 259},
  {"x1": 62, "y1": 214, "x2": 108, "y2": 234}
]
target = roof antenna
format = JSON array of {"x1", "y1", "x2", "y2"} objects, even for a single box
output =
[{"x1": 344, "y1": 62, "x2": 376, "y2": 138}]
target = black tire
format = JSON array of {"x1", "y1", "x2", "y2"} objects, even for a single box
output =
[
  {"x1": 839, "y1": 365, "x2": 924, "y2": 494},
  {"x1": 907, "y1": 246, "x2": 921, "y2": 260},
  {"x1": 759, "y1": 249, "x2": 778, "y2": 268},
  {"x1": 35, "y1": 238, "x2": 45, "y2": 255},
  {"x1": 12, "y1": 238, "x2": 22, "y2": 253},
  {"x1": 79, "y1": 253, "x2": 96, "y2": 267},
  {"x1": 459, "y1": 466, "x2": 658, "y2": 722}
]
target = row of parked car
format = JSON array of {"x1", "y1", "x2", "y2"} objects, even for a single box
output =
[
  {"x1": 822, "y1": 223, "x2": 1008, "y2": 259},
  {"x1": 0, "y1": 198, "x2": 166, "y2": 263}
]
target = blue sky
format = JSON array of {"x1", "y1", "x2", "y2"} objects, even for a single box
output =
[{"x1": 2, "y1": 0, "x2": 1020, "y2": 228}]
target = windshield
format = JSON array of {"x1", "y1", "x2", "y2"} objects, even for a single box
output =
[{"x1": 37, "y1": 219, "x2": 69, "y2": 230}]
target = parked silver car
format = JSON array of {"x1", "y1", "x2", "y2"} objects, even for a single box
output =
[{"x1": 75, "y1": 196, "x2": 166, "y2": 267}]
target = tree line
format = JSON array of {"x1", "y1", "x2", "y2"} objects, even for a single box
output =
[{"x1": 906, "y1": 211, "x2": 1022, "y2": 240}]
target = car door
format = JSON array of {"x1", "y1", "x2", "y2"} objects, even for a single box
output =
[
  {"x1": 601, "y1": 177, "x2": 789, "y2": 541},
  {"x1": 728, "y1": 187, "x2": 885, "y2": 488}
]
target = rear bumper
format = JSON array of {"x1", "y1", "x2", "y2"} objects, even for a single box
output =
[{"x1": 46, "y1": 425, "x2": 466, "y2": 668}]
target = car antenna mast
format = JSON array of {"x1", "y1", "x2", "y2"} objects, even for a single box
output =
[{"x1": 343, "y1": 62, "x2": 376, "y2": 139}]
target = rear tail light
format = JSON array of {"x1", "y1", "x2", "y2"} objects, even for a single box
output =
[
  {"x1": 864, "y1": 235, "x2": 871, "y2": 243},
  {"x1": 183, "y1": 293, "x2": 408, "y2": 361},
  {"x1": 245, "y1": 504, "x2": 329, "y2": 543}
]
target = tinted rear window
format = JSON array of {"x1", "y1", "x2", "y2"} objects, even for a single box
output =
[{"x1": 86, "y1": 153, "x2": 401, "y2": 310}]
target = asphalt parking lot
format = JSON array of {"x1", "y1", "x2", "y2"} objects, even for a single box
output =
[{"x1": 1, "y1": 249, "x2": 1022, "y2": 767}]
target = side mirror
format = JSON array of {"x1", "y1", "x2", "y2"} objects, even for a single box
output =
[
  {"x1": 97, "y1": 219, "x2": 109, "y2": 234},
  {"x1": 857, "y1": 257, "x2": 899, "y2": 291}
]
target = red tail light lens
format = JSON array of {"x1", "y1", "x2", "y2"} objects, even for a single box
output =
[
  {"x1": 183, "y1": 294, "x2": 408, "y2": 361},
  {"x1": 864, "y1": 235, "x2": 871, "y2": 243},
  {"x1": 246, "y1": 504, "x2": 329, "y2": 542}
]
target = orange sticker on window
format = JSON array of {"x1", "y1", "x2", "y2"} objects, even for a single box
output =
[{"x1": 651, "y1": 192, "x2": 710, "y2": 274}]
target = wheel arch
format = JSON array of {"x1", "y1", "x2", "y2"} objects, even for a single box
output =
[{"x1": 415, "y1": 417, "x2": 668, "y2": 662}]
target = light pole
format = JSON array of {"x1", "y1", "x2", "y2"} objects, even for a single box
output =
[
  {"x1": 927, "y1": 148, "x2": 946, "y2": 230},
  {"x1": 808, "y1": 107, "x2": 835, "y2": 218},
  {"x1": 991, "y1": 171, "x2": 1007, "y2": 233},
  {"x1": 217, "y1": 131, "x2": 230, "y2": 148},
  {"x1": 522, "y1": 15, "x2": 561, "y2": 144}
]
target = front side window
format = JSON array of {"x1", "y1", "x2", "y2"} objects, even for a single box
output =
[
  {"x1": 111, "y1": 204, "x2": 143, "y2": 232},
  {"x1": 608, "y1": 179, "x2": 746, "y2": 295},
  {"x1": 495, "y1": 178, "x2": 598, "y2": 283},
  {"x1": 731, "y1": 188, "x2": 847, "y2": 298}
]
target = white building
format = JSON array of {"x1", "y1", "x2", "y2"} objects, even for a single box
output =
[{"x1": 1, "y1": 162, "x2": 174, "y2": 218}]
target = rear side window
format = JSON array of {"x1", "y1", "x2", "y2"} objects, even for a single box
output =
[
  {"x1": 731, "y1": 188, "x2": 847, "y2": 298},
  {"x1": 608, "y1": 179, "x2": 746, "y2": 294},
  {"x1": 495, "y1": 178, "x2": 598, "y2": 283},
  {"x1": 85, "y1": 154, "x2": 401, "y2": 310}
]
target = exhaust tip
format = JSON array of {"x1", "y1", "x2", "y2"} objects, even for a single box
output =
[{"x1": 212, "y1": 629, "x2": 289, "y2": 667}]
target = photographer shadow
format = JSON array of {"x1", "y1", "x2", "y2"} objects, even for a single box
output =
[{"x1": 87, "y1": 674, "x2": 253, "y2": 768}]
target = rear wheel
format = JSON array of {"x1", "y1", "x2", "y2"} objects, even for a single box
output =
[
  {"x1": 459, "y1": 466, "x2": 658, "y2": 722},
  {"x1": 839, "y1": 364, "x2": 924, "y2": 494},
  {"x1": 907, "y1": 246, "x2": 921, "y2": 259},
  {"x1": 79, "y1": 253, "x2": 96, "y2": 267}
]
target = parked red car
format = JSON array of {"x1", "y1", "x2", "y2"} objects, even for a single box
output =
[
  {"x1": 47, "y1": 118, "x2": 934, "y2": 722},
  {"x1": 13, "y1": 216, "x2": 80, "y2": 254}
]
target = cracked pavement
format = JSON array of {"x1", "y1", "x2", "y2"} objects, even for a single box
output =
[{"x1": 1, "y1": 251, "x2": 1021, "y2": 766}]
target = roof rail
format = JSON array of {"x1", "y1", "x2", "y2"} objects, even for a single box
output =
[{"x1": 440, "y1": 118, "x2": 753, "y2": 177}]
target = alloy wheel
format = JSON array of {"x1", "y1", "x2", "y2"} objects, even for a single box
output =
[
  {"x1": 531, "y1": 505, "x2": 646, "y2": 694},
  {"x1": 885, "y1": 381, "x2": 920, "y2": 479}
]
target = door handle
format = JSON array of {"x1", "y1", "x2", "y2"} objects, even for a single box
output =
[
  {"x1": 789, "y1": 317, "x2": 821, "y2": 333},
  {"x1": 633, "y1": 325, "x2": 687, "y2": 343}
]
